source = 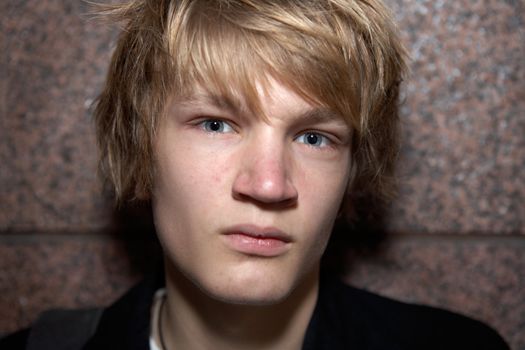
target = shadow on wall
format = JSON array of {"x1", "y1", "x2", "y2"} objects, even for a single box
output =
[
  {"x1": 323, "y1": 195, "x2": 391, "y2": 277},
  {"x1": 109, "y1": 202, "x2": 163, "y2": 276}
]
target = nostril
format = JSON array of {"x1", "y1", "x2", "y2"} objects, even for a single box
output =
[
  {"x1": 231, "y1": 167, "x2": 298, "y2": 205},
  {"x1": 232, "y1": 145, "x2": 298, "y2": 205},
  {"x1": 232, "y1": 172, "x2": 297, "y2": 203},
  {"x1": 232, "y1": 191, "x2": 298, "y2": 210}
]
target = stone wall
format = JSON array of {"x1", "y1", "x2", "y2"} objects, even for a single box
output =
[{"x1": 1, "y1": 0, "x2": 523, "y2": 348}]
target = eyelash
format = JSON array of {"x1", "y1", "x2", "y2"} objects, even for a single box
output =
[
  {"x1": 294, "y1": 132, "x2": 332, "y2": 148},
  {"x1": 197, "y1": 119, "x2": 335, "y2": 149},
  {"x1": 199, "y1": 119, "x2": 235, "y2": 133}
]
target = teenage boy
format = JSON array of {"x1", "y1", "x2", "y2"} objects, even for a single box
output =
[{"x1": 2, "y1": 0, "x2": 509, "y2": 349}]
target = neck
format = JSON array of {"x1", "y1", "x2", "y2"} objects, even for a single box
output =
[{"x1": 159, "y1": 261, "x2": 319, "y2": 350}]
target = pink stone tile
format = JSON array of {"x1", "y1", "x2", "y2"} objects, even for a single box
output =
[
  {"x1": 343, "y1": 235, "x2": 525, "y2": 350},
  {"x1": 1, "y1": 1, "x2": 116, "y2": 231},
  {"x1": 1, "y1": 233, "x2": 523, "y2": 348},
  {"x1": 385, "y1": 0, "x2": 525, "y2": 233},
  {"x1": 0, "y1": 236, "x2": 142, "y2": 334},
  {"x1": 1, "y1": 1, "x2": 523, "y2": 235}
]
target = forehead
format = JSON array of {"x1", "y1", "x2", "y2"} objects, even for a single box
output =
[
  {"x1": 172, "y1": 78, "x2": 346, "y2": 126},
  {"x1": 164, "y1": 0, "x2": 363, "y2": 132}
]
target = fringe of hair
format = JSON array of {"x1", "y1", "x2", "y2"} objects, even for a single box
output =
[{"x1": 93, "y1": 0, "x2": 408, "y2": 206}]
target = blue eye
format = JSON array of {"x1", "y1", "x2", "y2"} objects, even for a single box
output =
[
  {"x1": 201, "y1": 120, "x2": 234, "y2": 133},
  {"x1": 296, "y1": 132, "x2": 330, "y2": 147}
]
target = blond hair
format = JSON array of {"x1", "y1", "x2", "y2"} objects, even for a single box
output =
[{"x1": 94, "y1": 0, "x2": 407, "y2": 205}]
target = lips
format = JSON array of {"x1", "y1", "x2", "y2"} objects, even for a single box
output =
[{"x1": 221, "y1": 224, "x2": 292, "y2": 257}]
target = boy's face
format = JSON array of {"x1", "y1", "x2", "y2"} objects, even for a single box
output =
[{"x1": 152, "y1": 77, "x2": 351, "y2": 304}]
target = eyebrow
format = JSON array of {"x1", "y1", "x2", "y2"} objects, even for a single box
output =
[
  {"x1": 178, "y1": 93, "x2": 245, "y2": 115},
  {"x1": 178, "y1": 93, "x2": 347, "y2": 127},
  {"x1": 294, "y1": 108, "x2": 344, "y2": 125}
]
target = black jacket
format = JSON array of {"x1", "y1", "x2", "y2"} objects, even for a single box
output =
[{"x1": 1, "y1": 271, "x2": 509, "y2": 349}]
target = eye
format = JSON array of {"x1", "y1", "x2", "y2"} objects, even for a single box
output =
[
  {"x1": 295, "y1": 132, "x2": 331, "y2": 148},
  {"x1": 200, "y1": 120, "x2": 234, "y2": 133}
]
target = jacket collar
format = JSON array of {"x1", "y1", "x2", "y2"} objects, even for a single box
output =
[{"x1": 83, "y1": 268, "x2": 164, "y2": 350}]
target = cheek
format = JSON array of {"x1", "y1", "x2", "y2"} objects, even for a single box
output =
[
  {"x1": 299, "y1": 155, "x2": 350, "y2": 216},
  {"x1": 155, "y1": 136, "x2": 230, "y2": 190},
  {"x1": 295, "y1": 157, "x2": 350, "y2": 250},
  {"x1": 151, "y1": 145, "x2": 231, "y2": 270},
  {"x1": 152, "y1": 138, "x2": 236, "y2": 233}
]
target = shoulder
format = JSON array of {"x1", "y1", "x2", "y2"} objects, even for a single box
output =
[
  {"x1": 0, "y1": 270, "x2": 162, "y2": 350},
  {"x1": 316, "y1": 276, "x2": 510, "y2": 350},
  {"x1": 0, "y1": 328, "x2": 30, "y2": 350},
  {"x1": 0, "y1": 308, "x2": 103, "y2": 350}
]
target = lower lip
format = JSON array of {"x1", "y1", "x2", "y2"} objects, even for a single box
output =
[{"x1": 222, "y1": 233, "x2": 290, "y2": 257}]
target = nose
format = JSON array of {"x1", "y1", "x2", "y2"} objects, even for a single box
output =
[{"x1": 232, "y1": 137, "x2": 298, "y2": 207}]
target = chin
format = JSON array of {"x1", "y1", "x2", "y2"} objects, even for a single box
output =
[
  {"x1": 166, "y1": 252, "x2": 319, "y2": 307},
  {"x1": 204, "y1": 263, "x2": 321, "y2": 307},
  {"x1": 190, "y1": 268, "x2": 295, "y2": 306},
  {"x1": 210, "y1": 282, "x2": 293, "y2": 306}
]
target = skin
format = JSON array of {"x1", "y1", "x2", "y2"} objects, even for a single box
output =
[{"x1": 152, "y1": 77, "x2": 352, "y2": 349}]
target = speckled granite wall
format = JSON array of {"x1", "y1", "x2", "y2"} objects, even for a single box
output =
[
  {"x1": 386, "y1": 0, "x2": 525, "y2": 234},
  {"x1": 1, "y1": 0, "x2": 524, "y2": 348},
  {"x1": 1, "y1": 1, "x2": 113, "y2": 232}
]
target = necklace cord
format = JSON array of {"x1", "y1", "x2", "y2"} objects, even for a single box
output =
[{"x1": 158, "y1": 295, "x2": 168, "y2": 350}]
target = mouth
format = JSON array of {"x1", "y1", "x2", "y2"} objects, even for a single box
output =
[{"x1": 221, "y1": 224, "x2": 292, "y2": 257}]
